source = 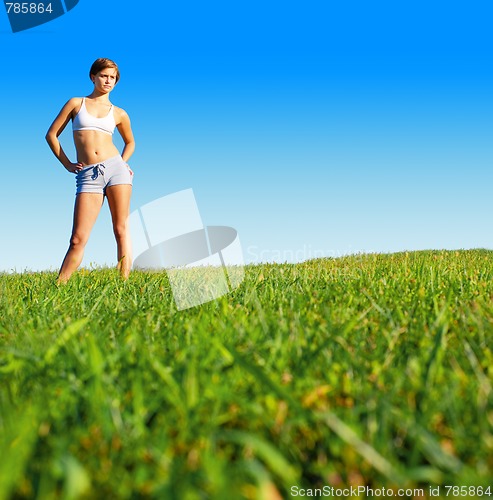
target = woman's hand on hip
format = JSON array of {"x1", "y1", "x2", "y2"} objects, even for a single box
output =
[{"x1": 67, "y1": 162, "x2": 83, "y2": 174}]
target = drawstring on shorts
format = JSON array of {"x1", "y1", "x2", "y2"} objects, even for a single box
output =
[{"x1": 91, "y1": 163, "x2": 105, "y2": 180}]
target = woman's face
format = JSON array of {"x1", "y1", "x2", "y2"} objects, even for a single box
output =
[{"x1": 91, "y1": 68, "x2": 118, "y2": 93}]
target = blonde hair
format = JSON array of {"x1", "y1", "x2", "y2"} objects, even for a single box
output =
[{"x1": 89, "y1": 58, "x2": 120, "y2": 83}]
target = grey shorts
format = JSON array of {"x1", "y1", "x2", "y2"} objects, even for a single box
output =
[{"x1": 75, "y1": 155, "x2": 133, "y2": 195}]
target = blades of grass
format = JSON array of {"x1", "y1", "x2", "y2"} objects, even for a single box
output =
[
  {"x1": 184, "y1": 349, "x2": 198, "y2": 410},
  {"x1": 360, "y1": 289, "x2": 397, "y2": 332},
  {"x1": 131, "y1": 375, "x2": 146, "y2": 437},
  {"x1": 243, "y1": 287, "x2": 269, "y2": 335},
  {"x1": 223, "y1": 344, "x2": 407, "y2": 484},
  {"x1": 299, "y1": 306, "x2": 374, "y2": 369},
  {"x1": 0, "y1": 405, "x2": 39, "y2": 500},
  {"x1": 85, "y1": 333, "x2": 104, "y2": 376},
  {"x1": 391, "y1": 409, "x2": 463, "y2": 474},
  {"x1": 60, "y1": 455, "x2": 91, "y2": 500},
  {"x1": 462, "y1": 339, "x2": 492, "y2": 407},
  {"x1": 416, "y1": 305, "x2": 449, "y2": 411},
  {"x1": 404, "y1": 466, "x2": 444, "y2": 484},
  {"x1": 409, "y1": 426, "x2": 463, "y2": 474},
  {"x1": 43, "y1": 318, "x2": 89, "y2": 366},
  {"x1": 84, "y1": 332, "x2": 116, "y2": 435},
  {"x1": 0, "y1": 351, "x2": 27, "y2": 375},
  {"x1": 87, "y1": 283, "x2": 112, "y2": 316},
  {"x1": 318, "y1": 411, "x2": 407, "y2": 485},
  {"x1": 241, "y1": 459, "x2": 284, "y2": 500},
  {"x1": 150, "y1": 358, "x2": 186, "y2": 418},
  {"x1": 219, "y1": 430, "x2": 299, "y2": 485},
  {"x1": 222, "y1": 344, "x2": 299, "y2": 409}
]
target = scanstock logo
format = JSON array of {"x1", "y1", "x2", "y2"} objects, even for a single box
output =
[{"x1": 3, "y1": 0, "x2": 79, "y2": 32}]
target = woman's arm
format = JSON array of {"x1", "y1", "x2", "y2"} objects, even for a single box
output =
[
  {"x1": 45, "y1": 98, "x2": 81, "y2": 172},
  {"x1": 116, "y1": 108, "x2": 136, "y2": 164}
]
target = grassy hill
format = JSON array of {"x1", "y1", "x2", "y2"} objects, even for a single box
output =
[{"x1": 1, "y1": 250, "x2": 492, "y2": 498}]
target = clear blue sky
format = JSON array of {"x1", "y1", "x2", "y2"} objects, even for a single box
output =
[{"x1": 0, "y1": 1, "x2": 492, "y2": 271}]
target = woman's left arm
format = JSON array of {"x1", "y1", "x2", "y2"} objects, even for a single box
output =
[{"x1": 116, "y1": 108, "x2": 136, "y2": 164}]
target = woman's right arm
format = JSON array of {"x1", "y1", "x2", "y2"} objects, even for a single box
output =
[{"x1": 45, "y1": 98, "x2": 82, "y2": 173}]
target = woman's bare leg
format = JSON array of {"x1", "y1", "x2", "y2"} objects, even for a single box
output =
[
  {"x1": 106, "y1": 184, "x2": 132, "y2": 279},
  {"x1": 58, "y1": 193, "x2": 104, "y2": 283}
]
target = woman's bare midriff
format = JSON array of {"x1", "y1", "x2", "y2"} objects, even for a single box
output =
[{"x1": 74, "y1": 130, "x2": 120, "y2": 165}]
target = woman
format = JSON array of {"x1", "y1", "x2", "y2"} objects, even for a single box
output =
[{"x1": 46, "y1": 58, "x2": 135, "y2": 283}]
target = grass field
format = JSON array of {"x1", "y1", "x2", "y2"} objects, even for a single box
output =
[{"x1": 1, "y1": 249, "x2": 492, "y2": 499}]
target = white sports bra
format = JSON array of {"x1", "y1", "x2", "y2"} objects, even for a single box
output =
[{"x1": 72, "y1": 97, "x2": 116, "y2": 135}]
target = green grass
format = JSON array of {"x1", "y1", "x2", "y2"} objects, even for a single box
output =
[{"x1": 1, "y1": 249, "x2": 492, "y2": 499}]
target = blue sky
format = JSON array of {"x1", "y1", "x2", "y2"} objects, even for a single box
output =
[{"x1": 0, "y1": 1, "x2": 492, "y2": 271}]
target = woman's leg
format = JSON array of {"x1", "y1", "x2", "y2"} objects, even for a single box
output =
[
  {"x1": 105, "y1": 184, "x2": 133, "y2": 279},
  {"x1": 58, "y1": 193, "x2": 104, "y2": 283}
]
